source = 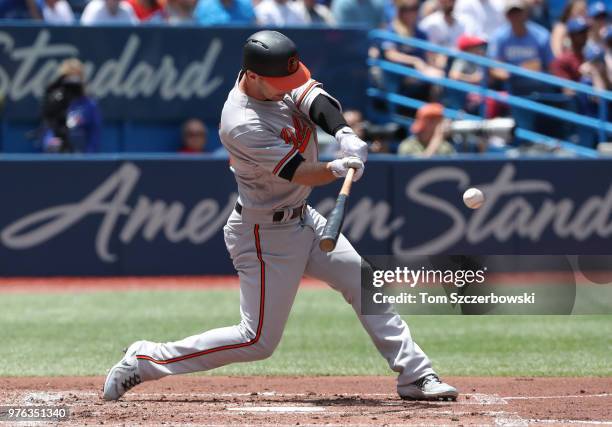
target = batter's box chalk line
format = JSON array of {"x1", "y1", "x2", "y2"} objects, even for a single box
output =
[{"x1": 226, "y1": 406, "x2": 326, "y2": 413}]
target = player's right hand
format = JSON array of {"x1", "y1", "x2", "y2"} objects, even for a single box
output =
[{"x1": 329, "y1": 156, "x2": 364, "y2": 182}]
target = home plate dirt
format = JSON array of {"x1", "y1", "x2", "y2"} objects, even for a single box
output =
[{"x1": 0, "y1": 376, "x2": 610, "y2": 426}]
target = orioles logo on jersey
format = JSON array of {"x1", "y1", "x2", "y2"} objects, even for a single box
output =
[
  {"x1": 280, "y1": 115, "x2": 312, "y2": 154},
  {"x1": 287, "y1": 55, "x2": 299, "y2": 73}
]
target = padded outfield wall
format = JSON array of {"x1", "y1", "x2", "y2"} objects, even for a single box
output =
[{"x1": 0, "y1": 155, "x2": 610, "y2": 276}]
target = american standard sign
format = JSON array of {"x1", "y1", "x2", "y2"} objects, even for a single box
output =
[
  {"x1": 0, "y1": 26, "x2": 369, "y2": 122},
  {"x1": 0, "y1": 30, "x2": 224, "y2": 102},
  {"x1": 1, "y1": 159, "x2": 610, "y2": 275}
]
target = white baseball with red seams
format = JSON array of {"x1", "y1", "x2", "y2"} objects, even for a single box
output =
[{"x1": 463, "y1": 188, "x2": 485, "y2": 209}]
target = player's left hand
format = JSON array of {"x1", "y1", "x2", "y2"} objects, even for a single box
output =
[
  {"x1": 329, "y1": 156, "x2": 364, "y2": 182},
  {"x1": 335, "y1": 126, "x2": 368, "y2": 162}
]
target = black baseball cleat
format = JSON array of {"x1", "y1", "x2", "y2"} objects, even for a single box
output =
[{"x1": 399, "y1": 374, "x2": 458, "y2": 401}]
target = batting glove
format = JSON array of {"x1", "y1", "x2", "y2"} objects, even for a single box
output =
[
  {"x1": 335, "y1": 126, "x2": 368, "y2": 162},
  {"x1": 329, "y1": 156, "x2": 364, "y2": 182}
]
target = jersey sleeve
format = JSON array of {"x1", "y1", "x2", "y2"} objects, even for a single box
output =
[
  {"x1": 224, "y1": 125, "x2": 304, "y2": 181},
  {"x1": 290, "y1": 79, "x2": 341, "y2": 117}
]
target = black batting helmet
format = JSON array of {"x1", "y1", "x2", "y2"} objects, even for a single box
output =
[{"x1": 242, "y1": 31, "x2": 311, "y2": 91}]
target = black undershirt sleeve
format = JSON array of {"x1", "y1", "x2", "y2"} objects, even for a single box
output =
[{"x1": 309, "y1": 94, "x2": 348, "y2": 136}]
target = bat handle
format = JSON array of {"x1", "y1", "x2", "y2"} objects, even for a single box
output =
[{"x1": 340, "y1": 168, "x2": 355, "y2": 196}]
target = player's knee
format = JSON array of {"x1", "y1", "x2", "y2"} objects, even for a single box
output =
[
  {"x1": 237, "y1": 322, "x2": 279, "y2": 361},
  {"x1": 251, "y1": 341, "x2": 276, "y2": 360}
]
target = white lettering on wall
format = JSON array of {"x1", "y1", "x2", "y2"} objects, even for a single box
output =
[
  {"x1": 0, "y1": 30, "x2": 224, "y2": 102},
  {"x1": 1, "y1": 163, "x2": 610, "y2": 262}
]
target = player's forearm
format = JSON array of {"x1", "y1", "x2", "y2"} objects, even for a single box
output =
[{"x1": 291, "y1": 161, "x2": 337, "y2": 186}]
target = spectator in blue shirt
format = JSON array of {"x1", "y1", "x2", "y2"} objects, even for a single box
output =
[
  {"x1": 378, "y1": 0, "x2": 443, "y2": 105},
  {"x1": 41, "y1": 59, "x2": 102, "y2": 153},
  {"x1": 331, "y1": 0, "x2": 385, "y2": 28},
  {"x1": 488, "y1": 0, "x2": 554, "y2": 96},
  {"x1": 382, "y1": 0, "x2": 443, "y2": 78},
  {"x1": 194, "y1": 0, "x2": 254, "y2": 25}
]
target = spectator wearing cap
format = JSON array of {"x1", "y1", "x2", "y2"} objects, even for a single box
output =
[
  {"x1": 588, "y1": 1, "x2": 609, "y2": 49},
  {"x1": 331, "y1": 0, "x2": 385, "y2": 29},
  {"x1": 450, "y1": 35, "x2": 486, "y2": 85},
  {"x1": 487, "y1": 0, "x2": 554, "y2": 96},
  {"x1": 551, "y1": 0, "x2": 587, "y2": 57},
  {"x1": 195, "y1": 0, "x2": 254, "y2": 24},
  {"x1": 550, "y1": 17, "x2": 589, "y2": 85},
  {"x1": 454, "y1": 0, "x2": 505, "y2": 40},
  {"x1": 398, "y1": 103, "x2": 456, "y2": 156},
  {"x1": 255, "y1": 0, "x2": 306, "y2": 26},
  {"x1": 80, "y1": 0, "x2": 138, "y2": 24},
  {"x1": 449, "y1": 35, "x2": 488, "y2": 114},
  {"x1": 40, "y1": 0, "x2": 75, "y2": 23}
]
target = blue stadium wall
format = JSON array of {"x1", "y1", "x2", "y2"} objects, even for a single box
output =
[
  {"x1": 0, "y1": 156, "x2": 610, "y2": 276},
  {"x1": 0, "y1": 25, "x2": 369, "y2": 152},
  {"x1": 1, "y1": 25, "x2": 611, "y2": 276}
]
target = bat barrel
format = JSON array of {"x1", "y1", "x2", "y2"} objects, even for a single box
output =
[{"x1": 319, "y1": 194, "x2": 348, "y2": 252}]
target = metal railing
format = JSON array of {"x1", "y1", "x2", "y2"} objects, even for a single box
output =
[{"x1": 368, "y1": 29, "x2": 610, "y2": 157}]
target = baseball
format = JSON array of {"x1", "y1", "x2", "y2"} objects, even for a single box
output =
[{"x1": 463, "y1": 187, "x2": 484, "y2": 209}]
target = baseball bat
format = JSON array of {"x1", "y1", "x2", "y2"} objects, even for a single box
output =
[{"x1": 319, "y1": 168, "x2": 355, "y2": 252}]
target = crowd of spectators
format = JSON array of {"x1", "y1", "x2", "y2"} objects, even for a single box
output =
[
  {"x1": 5, "y1": 0, "x2": 612, "y2": 153},
  {"x1": 1, "y1": 0, "x2": 340, "y2": 25},
  {"x1": 370, "y1": 0, "x2": 612, "y2": 149}
]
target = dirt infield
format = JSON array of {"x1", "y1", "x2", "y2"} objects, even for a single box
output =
[{"x1": 1, "y1": 376, "x2": 610, "y2": 426}]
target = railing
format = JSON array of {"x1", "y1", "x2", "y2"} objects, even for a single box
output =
[{"x1": 368, "y1": 30, "x2": 610, "y2": 157}]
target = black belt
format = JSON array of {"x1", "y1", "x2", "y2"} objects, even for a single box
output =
[{"x1": 235, "y1": 202, "x2": 305, "y2": 222}]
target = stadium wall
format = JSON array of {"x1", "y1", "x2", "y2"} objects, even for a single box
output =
[
  {"x1": 0, "y1": 155, "x2": 610, "y2": 276},
  {"x1": 0, "y1": 25, "x2": 369, "y2": 152}
]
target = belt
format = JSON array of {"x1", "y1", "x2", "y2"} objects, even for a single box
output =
[{"x1": 235, "y1": 202, "x2": 305, "y2": 223}]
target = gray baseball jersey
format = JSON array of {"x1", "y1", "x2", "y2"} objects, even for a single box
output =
[{"x1": 219, "y1": 76, "x2": 333, "y2": 210}]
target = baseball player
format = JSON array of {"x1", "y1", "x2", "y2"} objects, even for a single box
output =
[{"x1": 103, "y1": 30, "x2": 457, "y2": 402}]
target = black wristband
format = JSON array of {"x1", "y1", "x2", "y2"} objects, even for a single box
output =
[
  {"x1": 309, "y1": 94, "x2": 347, "y2": 136},
  {"x1": 278, "y1": 153, "x2": 305, "y2": 181}
]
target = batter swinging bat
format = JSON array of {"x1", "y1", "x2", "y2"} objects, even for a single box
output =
[{"x1": 319, "y1": 168, "x2": 355, "y2": 252}]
